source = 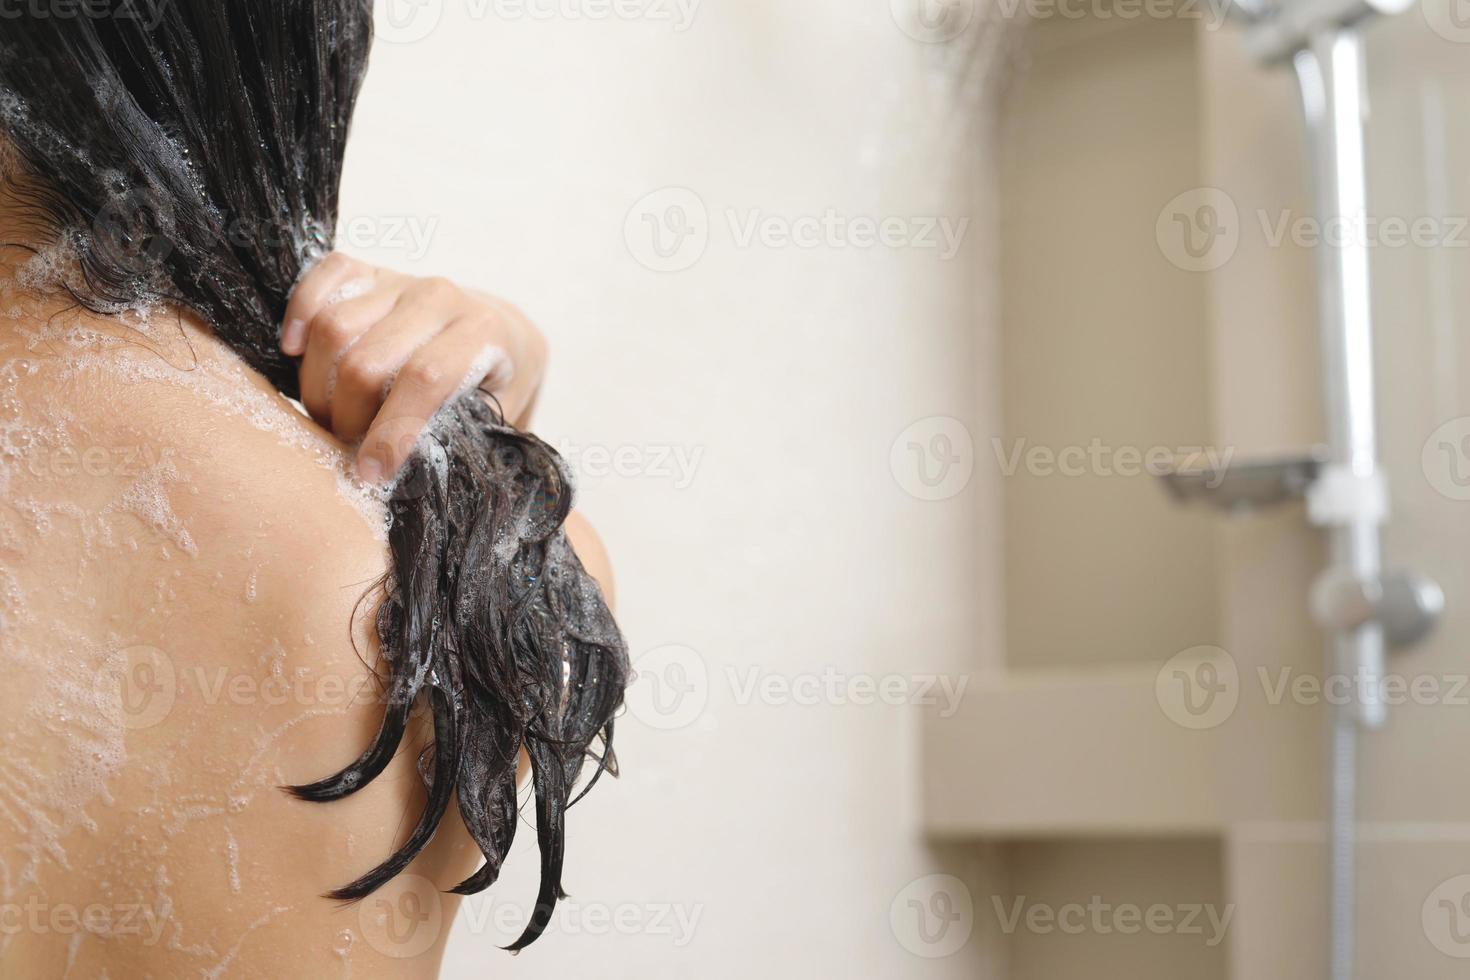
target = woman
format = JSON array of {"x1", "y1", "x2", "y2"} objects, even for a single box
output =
[{"x1": 0, "y1": 3, "x2": 627, "y2": 977}]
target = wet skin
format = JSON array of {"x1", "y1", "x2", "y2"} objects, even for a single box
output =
[{"x1": 0, "y1": 289, "x2": 611, "y2": 979}]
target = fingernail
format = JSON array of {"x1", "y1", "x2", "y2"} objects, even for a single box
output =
[
  {"x1": 281, "y1": 318, "x2": 306, "y2": 355},
  {"x1": 358, "y1": 454, "x2": 384, "y2": 485}
]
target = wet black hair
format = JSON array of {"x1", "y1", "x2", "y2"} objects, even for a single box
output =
[{"x1": 0, "y1": 1, "x2": 627, "y2": 951}]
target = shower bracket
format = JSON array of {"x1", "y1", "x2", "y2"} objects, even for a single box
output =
[
  {"x1": 1309, "y1": 565, "x2": 1445, "y2": 650},
  {"x1": 1158, "y1": 454, "x2": 1442, "y2": 651},
  {"x1": 1303, "y1": 466, "x2": 1443, "y2": 649},
  {"x1": 1303, "y1": 464, "x2": 1386, "y2": 526},
  {"x1": 1168, "y1": 0, "x2": 1421, "y2": 973},
  {"x1": 1158, "y1": 448, "x2": 1326, "y2": 513}
]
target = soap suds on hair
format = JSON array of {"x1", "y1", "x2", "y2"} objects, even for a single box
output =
[{"x1": 457, "y1": 344, "x2": 512, "y2": 401}]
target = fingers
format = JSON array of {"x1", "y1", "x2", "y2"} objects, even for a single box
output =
[
  {"x1": 281, "y1": 252, "x2": 367, "y2": 356},
  {"x1": 314, "y1": 275, "x2": 462, "y2": 437},
  {"x1": 281, "y1": 255, "x2": 550, "y2": 479},
  {"x1": 357, "y1": 318, "x2": 507, "y2": 484},
  {"x1": 328, "y1": 302, "x2": 448, "y2": 443},
  {"x1": 297, "y1": 286, "x2": 399, "y2": 425}
]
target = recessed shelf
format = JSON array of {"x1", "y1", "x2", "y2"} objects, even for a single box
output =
[{"x1": 921, "y1": 666, "x2": 1225, "y2": 838}]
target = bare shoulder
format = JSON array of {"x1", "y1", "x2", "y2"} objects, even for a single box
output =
[
  {"x1": 0, "y1": 309, "x2": 473, "y2": 978},
  {"x1": 0, "y1": 304, "x2": 609, "y2": 976}
]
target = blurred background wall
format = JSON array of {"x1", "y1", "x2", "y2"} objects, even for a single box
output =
[{"x1": 342, "y1": 2, "x2": 1007, "y2": 977}]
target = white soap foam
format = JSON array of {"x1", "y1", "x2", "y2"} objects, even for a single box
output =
[
  {"x1": 116, "y1": 459, "x2": 197, "y2": 557},
  {"x1": 325, "y1": 276, "x2": 373, "y2": 306},
  {"x1": 45, "y1": 326, "x2": 390, "y2": 541},
  {"x1": 224, "y1": 828, "x2": 242, "y2": 895}
]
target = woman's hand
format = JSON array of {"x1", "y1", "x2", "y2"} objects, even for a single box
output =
[{"x1": 281, "y1": 253, "x2": 547, "y2": 484}]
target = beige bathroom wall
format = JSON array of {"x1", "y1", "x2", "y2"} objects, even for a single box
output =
[
  {"x1": 999, "y1": 9, "x2": 1221, "y2": 670},
  {"x1": 339, "y1": 1, "x2": 1006, "y2": 977},
  {"x1": 921, "y1": 5, "x2": 1237, "y2": 978},
  {"x1": 1004, "y1": 839, "x2": 1228, "y2": 980},
  {"x1": 958, "y1": 9, "x2": 1233, "y2": 979},
  {"x1": 933, "y1": 3, "x2": 1372, "y2": 978}
]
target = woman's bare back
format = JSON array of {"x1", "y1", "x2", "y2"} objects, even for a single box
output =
[{"x1": 0, "y1": 297, "x2": 492, "y2": 978}]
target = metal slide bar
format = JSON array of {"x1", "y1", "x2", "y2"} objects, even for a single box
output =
[
  {"x1": 1159, "y1": 3, "x2": 1432, "y2": 976},
  {"x1": 1289, "y1": 37, "x2": 1380, "y2": 980}
]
